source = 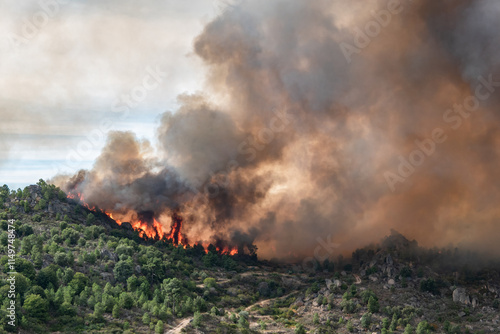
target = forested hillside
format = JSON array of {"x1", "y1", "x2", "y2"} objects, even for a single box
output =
[{"x1": 0, "y1": 181, "x2": 499, "y2": 333}]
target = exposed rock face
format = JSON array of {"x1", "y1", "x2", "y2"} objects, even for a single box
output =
[
  {"x1": 325, "y1": 279, "x2": 333, "y2": 290},
  {"x1": 101, "y1": 249, "x2": 118, "y2": 261},
  {"x1": 453, "y1": 288, "x2": 471, "y2": 305}
]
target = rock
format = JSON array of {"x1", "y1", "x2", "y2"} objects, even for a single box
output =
[
  {"x1": 472, "y1": 297, "x2": 479, "y2": 308},
  {"x1": 334, "y1": 279, "x2": 342, "y2": 288},
  {"x1": 369, "y1": 275, "x2": 378, "y2": 282},
  {"x1": 313, "y1": 301, "x2": 319, "y2": 307},
  {"x1": 453, "y1": 288, "x2": 471, "y2": 305},
  {"x1": 341, "y1": 271, "x2": 347, "y2": 277},
  {"x1": 386, "y1": 254, "x2": 393, "y2": 265},
  {"x1": 135, "y1": 265, "x2": 141, "y2": 274},
  {"x1": 360, "y1": 269, "x2": 366, "y2": 277},
  {"x1": 101, "y1": 249, "x2": 117, "y2": 261},
  {"x1": 458, "y1": 311, "x2": 466, "y2": 317},
  {"x1": 325, "y1": 279, "x2": 333, "y2": 290},
  {"x1": 388, "y1": 279, "x2": 395, "y2": 285},
  {"x1": 100, "y1": 272, "x2": 114, "y2": 283}
]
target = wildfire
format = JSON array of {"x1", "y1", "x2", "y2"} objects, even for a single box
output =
[
  {"x1": 167, "y1": 212, "x2": 183, "y2": 245},
  {"x1": 66, "y1": 191, "x2": 239, "y2": 255}
]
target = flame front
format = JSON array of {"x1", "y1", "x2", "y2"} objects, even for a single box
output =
[{"x1": 67, "y1": 191, "x2": 238, "y2": 254}]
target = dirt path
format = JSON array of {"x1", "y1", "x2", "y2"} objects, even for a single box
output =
[
  {"x1": 167, "y1": 317, "x2": 192, "y2": 334},
  {"x1": 244, "y1": 292, "x2": 296, "y2": 312}
]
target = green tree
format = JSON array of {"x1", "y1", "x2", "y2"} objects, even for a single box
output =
[
  {"x1": 404, "y1": 324, "x2": 414, "y2": 334},
  {"x1": 368, "y1": 296, "x2": 380, "y2": 313},
  {"x1": 313, "y1": 312, "x2": 319, "y2": 324},
  {"x1": 382, "y1": 317, "x2": 390, "y2": 330},
  {"x1": 23, "y1": 294, "x2": 49, "y2": 321},
  {"x1": 54, "y1": 251, "x2": 68, "y2": 266},
  {"x1": 61, "y1": 228, "x2": 80, "y2": 245},
  {"x1": 416, "y1": 320, "x2": 430, "y2": 334},
  {"x1": 119, "y1": 292, "x2": 134, "y2": 309},
  {"x1": 390, "y1": 313, "x2": 398, "y2": 331},
  {"x1": 155, "y1": 320, "x2": 164, "y2": 334},
  {"x1": 193, "y1": 311, "x2": 202, "y2": 327},
  {"x1": 142, "y1": 312, "x2": 151, "y2": 325},
  {"x1": 203, "y1": 277, "x2": 216, "y2": 288},
  {"x1": 8, "y1": 257, "x2": 36, "y2": 280},
  {"x1": 87, "y1": 213, "x2": 96, "y2": 224},
  {"x1": 114, "y1": 259, "x2": 134, "y2": 282},
  {"x1": 93, "y1": 302, "x2": 105, "y2": 321},
  {"x1": 112, "y1": 304, "x2": 121, "y2": 318},
  {"x1": 162, "y1": 278, "x2": 182, "y2": 314}
]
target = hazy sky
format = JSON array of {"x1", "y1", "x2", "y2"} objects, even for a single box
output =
[{"x1": 0, "y1": 0, "x2": 223, "y2": 189}]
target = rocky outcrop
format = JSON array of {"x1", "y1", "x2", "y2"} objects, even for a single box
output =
[{"x1": 453, "y1": 288, "x2": 471, "y2": 305}]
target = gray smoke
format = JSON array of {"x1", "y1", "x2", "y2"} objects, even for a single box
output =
[{"x1": 54, "y1": 0, "x2": 500, "y2": 259}]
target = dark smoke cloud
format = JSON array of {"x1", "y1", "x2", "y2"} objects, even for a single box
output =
[{"x1": 54, "y1": 0, "x2": 500, "y2": 259}]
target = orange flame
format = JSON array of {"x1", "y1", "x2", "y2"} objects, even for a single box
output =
[{"x1": 67, "y1": 190, "x2": 238, "y2": 255}]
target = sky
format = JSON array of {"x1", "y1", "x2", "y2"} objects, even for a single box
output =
[{"x1": 0, "y1": 0, "x2": 223, "y2": 189}]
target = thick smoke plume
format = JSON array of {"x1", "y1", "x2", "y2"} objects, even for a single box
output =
[{"x1": 53, "y1": 0, "x2": 500, "y2": 259}]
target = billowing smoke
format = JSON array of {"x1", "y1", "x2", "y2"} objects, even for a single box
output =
[{"x1": 53, "y1": 0, "x2": 500, "y2": 259}]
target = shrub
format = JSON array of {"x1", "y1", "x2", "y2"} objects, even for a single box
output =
[
  {"x1": 361, "y1": 312, "x2": 372, "y2": 328},
  {"x1": 238, "y1": 315, "x2": 249, "y2": 328},
  {"x1": 493, "y1": 299, "x2": 499, "y2": 309},
  {"x1": 420, "y1": 278, "x2": 439, "y2": 295},
  {"x1": 340, "y1": 299, "x2": 356, "y2": 313},
  {"x1": 295, "y1": 323, "x2": 306, "y2": 334},
  {"x1": 400, "y1": 266, "x2": 412, "y2": 277},
  {"x1": 203, "y1": 277, "x2": 216, "y2": 288},
  {"x1": 346, "y1": 320, "x2": 354, "y2": 332}
]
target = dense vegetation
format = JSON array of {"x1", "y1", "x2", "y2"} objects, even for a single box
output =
[
  {"x1": 0, "y1": 180, "x2": 265, "y2": 333},
  {"x1": 0, "y1": 180, "x2": 498, "y2": 333}
]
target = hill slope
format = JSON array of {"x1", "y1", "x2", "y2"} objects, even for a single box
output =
[{"x1": 0, "y1": 181, "x2": 499, "y2": 333}]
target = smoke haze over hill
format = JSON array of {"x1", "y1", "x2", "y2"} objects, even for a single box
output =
[{"x1": 53, "y1": 0, "x2": 500, "y2": 259}]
